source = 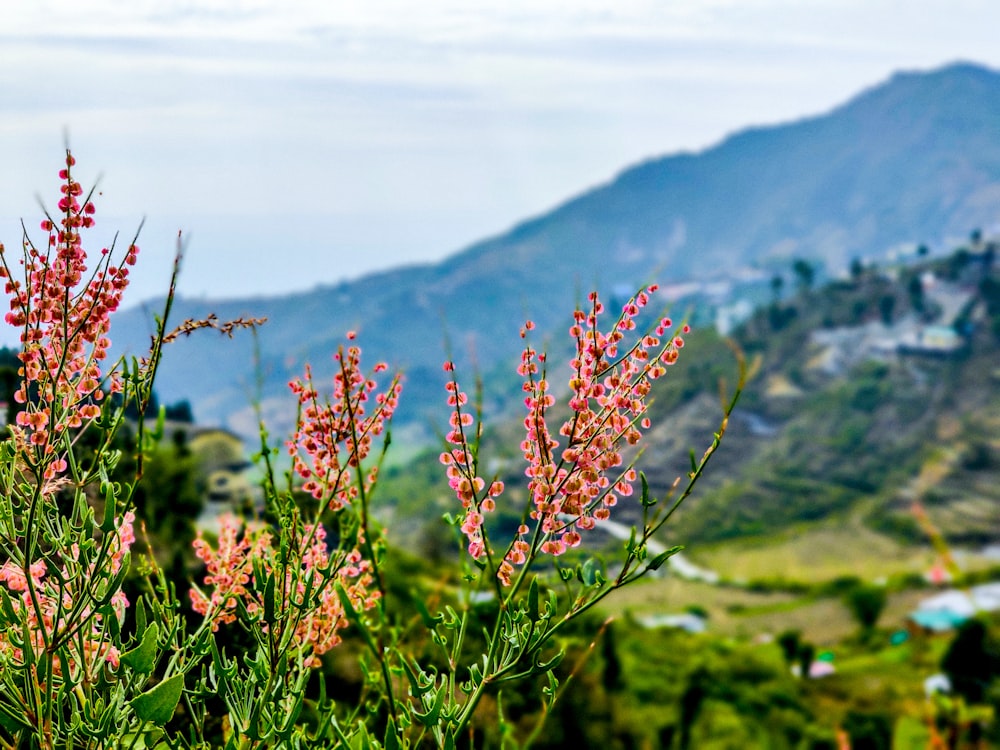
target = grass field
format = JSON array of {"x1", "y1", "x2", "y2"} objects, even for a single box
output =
[
  {"x1": 684, "y1": 521, "x2": 996, "y2": 583},
  {"x1": 602, "y1": 575, "x2": 933, "y2": 645},
  {"x1": 599, "y1": 515, "x2": 1000, "y2": 647}
]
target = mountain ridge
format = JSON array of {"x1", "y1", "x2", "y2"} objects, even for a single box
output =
[{"x1": 108, "y1": 61, "x2": 1000, "y2": 437}]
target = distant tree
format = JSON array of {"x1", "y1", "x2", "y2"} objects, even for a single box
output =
[
  {"x1": 917, "y1": 243, "x2": 930, "y2": 257},
  {"x1": 798, "y1": 642, "x2": 815, "y2": 678},
  {"x1": 770, "y1": 274, "x2": 784, "y2": 303},
  {"x1": 164, "y1": 398, "x2": 195, "y2": 423},
  {"x1": 677, "y1": 666, "x2": 709, "y2": 750},
  {"x1": 0, "y1": 365, "x2": 18, "y2": 427},
  {"x1": 600, "y1": 623, "x2": 623, "y2": 693},
  {"x1": 843, "y1": 710, "x2": 893, "y2": 750},
  {"x1": 851, "y1": 299, "x2": 869, "y2": 323},
  {"x1": 777, "y1": 630, "x2": 801, "y2": 667},
  {"x1": 844, "y1": 583, "x2": 887, "y2": 637},
  {"x1": 941, "y1": 618, "x2": 1000, "y2": 704},
  {"x1": 130, "y1": 434, "x2": 205, "y2": 581},
  {"x1": 949, "y1": 248, "x2": 972, "y2": 279},
  {"x1": 970, "y1": 228, "x2": 983, "y2": 247},
  {"x1": 0, "y1": 347, "x2": 20, "y2": 426},
  {"x1": 907, "y1": 275, "x2": 925, "y2": 313},
  {"x1": 878, "y1": 294, "x2": 896, "y2": 325},
  {"x1": 850, "y1": 257, "x2": 865, "y2": 281},
  {"x1": 768, "y1": 303, "x2": 796, "y2": 331},
  {"x1": 792, "y1": 259, "x2": 815, "y2": 292}
]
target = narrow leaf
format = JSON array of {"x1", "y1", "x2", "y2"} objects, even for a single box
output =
[
  {"x1": 640, "y1": 472, "x2": 656, "y2": 507},
  {"x1": 263, "y1": 573, "x2": 276, "y2": 625},
  {"x1": 101, "y1": 480, "x2": 117, "y2": 533},
  {"x1": 646, "y1": 546, "x2": 683, "y2": 572},
  {"x1": 414, "y1": 596, "x2": 442, "y2": 628},
  {"x1": 527, "y1": 576, "x2": 540, "y2": 622},
  {"x1": 383, "y1": 717, "x2": 400, "y2": 750},
  {"x1": 412, "y1": 685, "x2": 445, "y2": 727}
]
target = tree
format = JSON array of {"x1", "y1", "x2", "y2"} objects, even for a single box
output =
[
  {"x1": 770, "y1": 274, "x2": 784, "y2": 303},
  {"x1": 777, "y1": 629, "x2": 801, "y2": 667},
  {"x1": 850, "y1": 257, "x2": 865, "y2": 281},
  {"x1": 907, "y1": 274, "x2": 925, "y2": 313},
  {"x1": 843, "y1": 710, "x2": 893, "y2": 750},
  {"x1": 792, "y1": 258, "x2": 815, "y2": 292},
  {"x1": 878, "y1": 294, "x2": 896, "y2": 325},
  {"x1": 844, "y1": 583, "x2": 887, "y2": 638},
  {"x1": 941, "y1": 618, "x2": 1000, "y2": 704},
  {"x1": 164, "y1": 398, "x2": 195, "y2": 423}
]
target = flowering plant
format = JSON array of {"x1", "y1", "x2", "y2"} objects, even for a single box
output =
[{"x1": 0, "y1": 151, "x2": 741, "y2": 749}]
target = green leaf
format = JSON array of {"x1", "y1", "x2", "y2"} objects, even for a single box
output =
[
  {"x1": 640, "y1": 472, "x2": 656, "y2": 507},
  {"x1": 135, "y1": 597, "x2": 148, "y2": 639},
  {"x1": 101, "y1": 479, "x2": 117, "y2": 533},
  {"x1": 131, "y1": 673, "x2": 184, "y2": 725},
  {"x1": 646, "y1": 546, "x2": 683, "y2": 572},
  {"x1": 0, "y1": 587, "x2": 16, "y2": 621},
  {"x1": 414, "y1": 596, "x2": 442, "y2": 628},
  {"x1": 120, "y1": 622, "x2": 160, "y2": 674},
  {"x1": 543, "y1": 670, "x2": 559, "y2": 699},
  {"x1": 579, "y1": 559, "x2": 601, "y2": 587},
  {"x1": 262, "y1": 573, "x2": 276, "y2": 626},
  {"x1": 383, "y1": 717, "x2": 400, "y2": 750},
  {"x1": 119, "y1": 730, "x2": 165, "y2": 750},
  {"x1": 401, "y1": 658, "x2": 435, "y2": 696},
  {"x1": 534, "y1": 650, "x2": 564, "y2": 672},
  {"x1": 412, "y1": 685, "x2": 445, "y2": 727},
  {"x1": 527, "y1": 576, "x2": 539, "y2": 622},
  {"x1": 0, "y1": 701, "x2": 30, "y2": 733}
]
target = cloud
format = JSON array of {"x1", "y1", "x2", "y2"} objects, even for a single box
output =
[{"x1": 2, "y1": 0, "x2": 1000, "y2": 304}]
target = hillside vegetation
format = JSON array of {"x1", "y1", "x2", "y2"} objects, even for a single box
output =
[{"x1": 377, "y1": 243, "x2": 1000, "y2": 576}]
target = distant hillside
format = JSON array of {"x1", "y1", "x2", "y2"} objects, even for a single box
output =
[
  {"x1": 109, "y1": 62, "x2": 1000, "y2": 441},
  {"x1": 377, "y1": 244, "x2": 1000, "y2": 554},
  {"x1": 652, "y1": 247, "x2": 1000, "y2": 548}
]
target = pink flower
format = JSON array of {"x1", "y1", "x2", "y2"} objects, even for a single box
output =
[
  {"x1": 286, "y1": 339, "x2": 402, "y2": 511},
  {"x1": 0, "y1": 150, "x2": 137, "y2": 481},
  {"x1": 0, "y1": 512, "x2": 136, "y2": 677},
  {"x1": 443, "y1": 286, "x2": 688, "y2": 582},
  {"x1": 190, "y1": 515, "x2": 377, "y2": 666}
]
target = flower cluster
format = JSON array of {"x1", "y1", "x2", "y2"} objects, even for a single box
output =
[
  {"x1": 287, "y1": 332, "x2": 402, "y2": 511},
  {"x1": 0, "y1": 150, "x2": 136, "y2": 473},
  {"x1": 440, "y1": 360, "x2": 505, "y2": 561},
  {"x1": 190, "y1": 516, "x2": 378, "y2": 666},
  {"x1": 442, "y1": 286, "x2": 688, "y2": 584},
  {"x1": 0, "y1": 511, "x2": 135, "y2": 674}
]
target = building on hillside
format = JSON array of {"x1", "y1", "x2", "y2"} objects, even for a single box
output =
[
  {"x1": 907, "y1": 582, "x2": 1000, "y2": 633},
  {"x1": 636, "y1": 612, "x2": 707, "y2": 634},
  {"x1": 897, "y1": 325, "x2": 967, "y2": 357},
  {"x1": 186, "y1": 427, "x2": 260, "y2": 532}
]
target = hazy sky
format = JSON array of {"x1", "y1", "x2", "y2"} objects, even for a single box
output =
[{"x1": 2, "y1": 1, "x2": 999, "y2": 304}]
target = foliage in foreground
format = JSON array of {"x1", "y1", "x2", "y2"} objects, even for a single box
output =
[{"x1": 0, "y1": 151, "x2": 741, "y2": 748}]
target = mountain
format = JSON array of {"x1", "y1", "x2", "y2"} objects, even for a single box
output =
[{"x1": 109, "y1": 61, "x2": 1000, "y2": 439}]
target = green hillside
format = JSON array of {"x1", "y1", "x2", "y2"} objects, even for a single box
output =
[{"x1": 376, "y1": 244, "x2": 1000, "y2": 573}]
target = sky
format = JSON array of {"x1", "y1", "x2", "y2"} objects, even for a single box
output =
[{"x1": 2, "y1": 0, "x2": 1000, "y2": 306}]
